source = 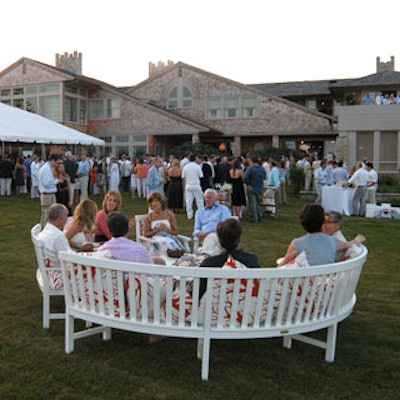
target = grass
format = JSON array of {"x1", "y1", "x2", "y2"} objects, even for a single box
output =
[{"x1": 0, "y1": 192, "x2": 399, "y2": 400}]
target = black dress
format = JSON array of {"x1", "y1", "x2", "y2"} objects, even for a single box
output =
[
  {"x1": 168, "y1": 176, "x2": 183, "y2": 211},
  {"x1": 15, "y1": 166, "x2": 25, "y2": 187},
  {"x1": 56, "y1": 180, "x2": 72, "y2": 216},
  {"x1": 231, "y1": 176, "x2": 246, "y2": 206}
]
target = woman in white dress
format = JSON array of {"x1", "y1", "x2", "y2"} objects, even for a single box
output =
[
  {"x1": 108, "y1": 157, "x2": 120, "y2": 191},
  {"x1": 142, "y1": 191, "x2": 185, "y2": 252}
]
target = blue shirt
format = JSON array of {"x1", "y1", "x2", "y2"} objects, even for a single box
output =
[
  {"x1": 147, "y1": 165, "x2": 164, "y2": 194},
  {"x1": 244, "y1": 165, "x2": 266, "y2": 194},
  {"x1": 77, "y1": 159, "x2": 90, "y2": 176},
  {"x1": 268, "y1": 166, "x2": 280, "y2": 189},
  {"x1": 292, "y1": 232, "x2": 339, "y2": 266},
  {"x1": 193, "y1": 203, "x2": 231, "y2": 236}
]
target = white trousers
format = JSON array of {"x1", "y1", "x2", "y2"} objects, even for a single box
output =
[{"x1": 185, "y1": 185, "x2": 204, "y2": 219}]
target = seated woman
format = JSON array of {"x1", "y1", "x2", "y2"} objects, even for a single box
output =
[
  {"x1": 94, "y1": 190, "x2": 122, "y2": 242},
  {"x1": 64, "y1": 198, "x2": 98, "y2": 251},
  {"x1": 278, "y1": 204, "x2": 364, "y2": 267},
  {"x1": 198, "y1": 218, "x2": 260, "y2": 297},
  {"x1": 142, "y1": 191, "x2": 185, "y2": 253}
]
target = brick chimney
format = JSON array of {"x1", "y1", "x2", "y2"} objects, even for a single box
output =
[{"x1": 55, "y1": 51, "x2": 82, "y2": 75}]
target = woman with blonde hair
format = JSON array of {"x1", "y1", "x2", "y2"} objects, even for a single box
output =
[
  {"x1": 64, "y1": 198, "x2": 98, "y2": 251},
  {"x1": 94, "y1": 190, "x2": 122, "y2": 242}
]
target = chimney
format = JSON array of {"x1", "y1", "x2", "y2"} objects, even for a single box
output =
[{"x1": 55, "y1": 51, "x2": 82, "y2": 75}]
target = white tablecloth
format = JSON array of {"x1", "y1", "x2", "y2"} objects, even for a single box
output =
[{"x1": 322, "y1": 186, "x2": 356, "y2": 216}]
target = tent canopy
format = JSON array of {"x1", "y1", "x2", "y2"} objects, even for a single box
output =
[{"x1": 0, "y1": 102, "x2": 105, "y2": 146}]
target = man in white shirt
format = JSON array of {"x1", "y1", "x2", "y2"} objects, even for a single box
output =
[
  {"x1": 182, "y1": 154, "x2": 204, "y2": 219},
  {"x1": 365, "y1": 162, "x2": 378, "y2": 204},
  {"x1": 37, "y1": 203, "x2": 70, "y2": 290},
  {"x1": 38, "y1": 154, "x2": 60, "y2": 228},
  {"x1": 348, "y1": 162, "x2": 369, "y2": 216},
  {"x1": 119, "y1": 155, "x2": 132, "y2": 192}
]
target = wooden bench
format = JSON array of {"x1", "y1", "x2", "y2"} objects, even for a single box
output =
[{"x1": 58, "y1": 246, "x2": 368, "y2": 380}]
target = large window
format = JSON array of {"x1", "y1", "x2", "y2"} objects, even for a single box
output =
[
  {"x1": 0, "y1": 83, "x2": 62, "y2": 121},
  {"x1": 64, "y1": 86, "x2": 88, "y2": 124},
  {"x1": 90, "y1": 98, "x2": 120, "y2": 120},
  {"x1": 206, "y1": 96, "x2": 257, "y2": 119},
  {"x1": 167, "y1": 85, "x2": 192, "y2": 109}
]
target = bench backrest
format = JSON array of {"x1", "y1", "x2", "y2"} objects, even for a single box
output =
[{"x1": 59, "y1": 246, "x2": 368, "y2": 332}]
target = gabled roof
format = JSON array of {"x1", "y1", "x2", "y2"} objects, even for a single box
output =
[
  {"x1": 128, "y1": 61, "x2": 335, "y2": 121},
  {"x1": 250, "y1": 79, "x2": 349, "y2": 97},
  {"x1": 1, "y1": 57, "x2": 213, "y2": 133},
  {"x1": 329, "y1": 70, "x2": 400, "y2": 88}
]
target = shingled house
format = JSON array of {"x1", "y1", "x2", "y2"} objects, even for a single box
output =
[{"x1": 1, "y1": 53, "x2": 399, "y2": 172}]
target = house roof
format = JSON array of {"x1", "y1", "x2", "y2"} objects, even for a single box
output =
[
  {"x1": 250, "y1": 79, "x2": 349, "y2": 97},
  {"x1": 1, "y1": 58, "x2": 213, "y2": 133},
  {"x1": 329, "y1": 70, "x2": 400, "y2": 89}
]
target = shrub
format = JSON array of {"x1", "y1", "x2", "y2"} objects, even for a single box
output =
[{"x1": 289, "y1": 165, "x2": 305, "y2": 194}]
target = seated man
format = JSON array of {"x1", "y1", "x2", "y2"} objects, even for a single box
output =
[
  {"x1": 98, "y1": 212, "x2": 153, "y2": 264},
  {"x1": 198, "y1": 218, "x2": 260, "y2": 297},
  {"x1": 193, "y1": 188, "x2": 231, "y2": 253},
  {"x1": 322, "y1": 211, "x2": 347, "y2": 261},
  {"x1": 37, "y1": 203, "x2": 70, "y2": 289}
]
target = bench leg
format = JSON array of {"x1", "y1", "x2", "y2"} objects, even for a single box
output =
[
  {"x1": 325, "y1": 323, "x2": 337, "y2": 362},
  {"x1": 200, "y1": 338, "x2": 211, "y2": 381},
  {"x1": 65, "y1": 314, "x2": 74, "y2": 354},
  {"x1": 102, "y1": 327, "x2": 112, "y2": 341},
  {"x1": 43, "y1": 294, "x2": 50, "y2": 329},
  {"x1": 283, "y1": 335, "x2": 293, "y2": 349}
]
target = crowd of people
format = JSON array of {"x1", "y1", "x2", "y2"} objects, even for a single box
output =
[
  {"x1": 362, "y1": 91, "x2": 400, "y2": 106},
  {"x1": 1, "y1": 149, "x2": 381, "y2": 222}
]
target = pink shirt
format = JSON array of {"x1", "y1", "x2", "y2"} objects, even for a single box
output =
[
  {"x1": 97, "y1": 237, "x2": 152, "y2": 264},
  {"x1": 95, "y1": 210, "x2": 111, "y2": 239}
]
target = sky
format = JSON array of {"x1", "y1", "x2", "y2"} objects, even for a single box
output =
[{"x1": 2, "y1": 0, "x2": 399, "y2": 87}]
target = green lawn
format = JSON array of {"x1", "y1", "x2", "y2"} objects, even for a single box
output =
[{"x1": 0, "y1": 193, "x2": 399, "y2": 400}]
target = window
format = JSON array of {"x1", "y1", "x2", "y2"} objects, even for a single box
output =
[
  {"x1": 167, "y1": 85, "x2": 192, "y2": 109},
  {"x1": 132, "y1": 135, "x2": 147, "y2": 156},
  {"x1": 241, "y1": 97, "x2": 257, "y2": 117},
  {"x1": 224, "y1": 98, "x2": 239, "y2": 118},
  {"x1": 39, "y1": 96, "x2": 61, "y2": 121},
  {"x1": 13, "y1": 88, "x2": 24, "y2": 95},
  {"x1": 65, "y1": 97, "x2": 78, "y2": 123},
  {"x1": 207, "y1": 98, "x2": 221, "y2": 119},
  {"x1": 79, "y1": 100, "x2": 87, "y2": 124},
  {"x1": 91, "y1": 100, "x2": 104, "y2": 120},
  {"x1": 90, "y1": 98, "x2": 120, "y2": 120},
  {"x1": 0, "y1": 88, "x2": 11, "y2": 96},
  {"x1": 207, "y1": 96, "x2": 257, "y2": 119},
  {"x1": 379, "y1": 132, "x2": 397, "y2": 171}
]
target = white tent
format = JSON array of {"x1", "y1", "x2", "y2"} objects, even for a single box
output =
[{"x1": 0, "y1": 102, "x2": 105, "y2": 146}]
